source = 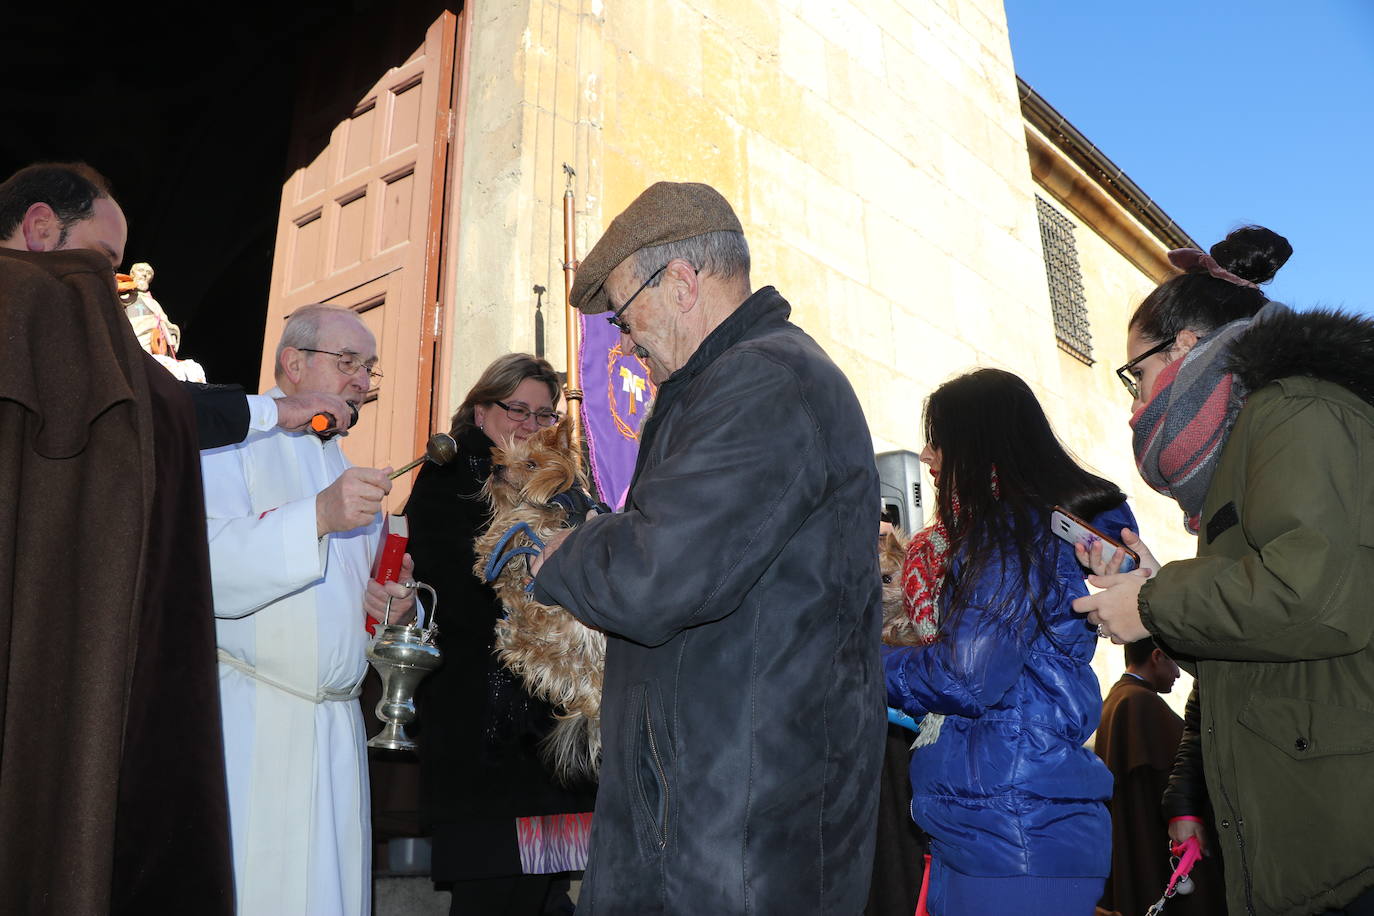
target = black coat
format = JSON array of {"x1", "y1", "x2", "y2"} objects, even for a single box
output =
[
  {"x1": 404, "y1": 427, "x2": 593, "y2": 871},
  {"x1": 535, "y1": 288, "x2": 884, "y2": 914}
]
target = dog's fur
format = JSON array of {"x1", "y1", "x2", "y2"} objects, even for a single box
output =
[
  {"x1": 472, "y1": 423, "x2": 606, "y2": 783},
  {"x1": 879, "y1": 525, "x2": 926, "y2": 647}
]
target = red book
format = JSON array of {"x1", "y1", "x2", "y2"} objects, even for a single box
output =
[{"x1": 367, "y1": 514, "x2": 409, "y2": 633}]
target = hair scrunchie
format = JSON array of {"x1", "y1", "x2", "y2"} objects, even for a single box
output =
[{"x1": 1167, "y1": 248, "x2": 1260, "y2": 289}]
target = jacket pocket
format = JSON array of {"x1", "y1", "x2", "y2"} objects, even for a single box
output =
[
  {"x1": 627, "y1": 681, "x2": 675, "y2": 851},
  {"x1": 1238, "y1": 694, "x2": 1374, "y2": 760}
]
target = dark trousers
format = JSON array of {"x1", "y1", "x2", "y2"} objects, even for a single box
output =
[{"x1": 446, "y1": 874, "x2": 573, "y2": 916}]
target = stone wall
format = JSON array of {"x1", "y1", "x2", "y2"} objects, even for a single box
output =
[{"x1": 449, "y1": 0, "x2": 1057, "y2": 438}]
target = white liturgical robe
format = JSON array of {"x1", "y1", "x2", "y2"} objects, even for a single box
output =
[{"x1": 203, "y1": 389, "x2": 379, "y2": 916}]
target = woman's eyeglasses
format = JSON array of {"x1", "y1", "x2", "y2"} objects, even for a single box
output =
[
  {"x1": 1114, "y1": 339, "x2": 1174, "y2": 399},
  {"x1": 493, "y1": 399, "x2": 561, "y2": 427}
]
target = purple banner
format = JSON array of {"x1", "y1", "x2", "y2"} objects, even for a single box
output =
[{"x1": 579, "y1": 314, "x2": 656, "y2": 509}]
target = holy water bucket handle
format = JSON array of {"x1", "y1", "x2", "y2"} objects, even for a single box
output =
[
  {"x1": 417, "y1": 582, "x2": 438, "y2": 637},
  {"x1": 383, "y1": 580, "x2": 439, "y2": 634}
]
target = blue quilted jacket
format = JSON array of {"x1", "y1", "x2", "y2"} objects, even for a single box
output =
[{"x1": 883, "y1": 502, "x2": 1135, "y2": 878}]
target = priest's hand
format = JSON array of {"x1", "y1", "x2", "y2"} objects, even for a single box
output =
[
  {"x1": 316, "y1": 466, "x2": 391, "y2": 537},
  {"x1": 365, "y1": 553, "x2": 416, "y2": 625},
  {"x1": 276, "y1": 392, "x2": 356, "y2": 432}
]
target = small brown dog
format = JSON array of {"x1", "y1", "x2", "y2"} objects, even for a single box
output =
[
  {"x1": 472, "y1": 422, "x2": 606, "y2": 783},
  {"x1": 879, "y1": 521, "x2": 923, "y2": 647}
]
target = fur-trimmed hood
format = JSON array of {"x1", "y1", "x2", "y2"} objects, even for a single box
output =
[{"x1": 1229, "y1": 306, "x2": 1374, "y2": 408}]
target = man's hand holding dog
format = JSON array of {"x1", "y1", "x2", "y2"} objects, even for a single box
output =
[
  {"x1": 530, "y1": 528, "x2": 574, "y2": 577},
  {"x1": 530, "y1": 509, "x2": 602, "y2": 577}
]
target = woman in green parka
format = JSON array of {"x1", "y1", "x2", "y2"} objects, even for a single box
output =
[{"x1": 1075, "y1": 225, "x2": 1374, "y2": 916}]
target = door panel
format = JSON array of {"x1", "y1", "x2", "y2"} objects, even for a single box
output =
[{"x1": 262, "y1": 8, "x2": 459, "y2": 505}]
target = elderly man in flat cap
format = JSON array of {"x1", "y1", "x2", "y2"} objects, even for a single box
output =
[{"x1": 531, "y1": 181, "x2": 883, "y2": 913}]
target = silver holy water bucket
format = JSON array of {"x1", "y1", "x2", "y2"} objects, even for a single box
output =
[{"x1": 367, "y1": 582, "x2": 441, "y2": 751}]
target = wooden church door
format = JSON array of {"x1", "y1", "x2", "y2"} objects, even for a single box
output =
[{"x1": 260, "y1": 6, "x2": 461, "y2": 504}]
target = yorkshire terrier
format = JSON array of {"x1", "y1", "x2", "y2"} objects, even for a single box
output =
[
  {"x1": 879, "y1": 522, "x2": 925, "y2": 647},
  {"x1": 472, "y1": 422, "x2": 607, "y2": 783}
]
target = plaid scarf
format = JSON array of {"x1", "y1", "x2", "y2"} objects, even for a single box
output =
[{"x1": 1131, "y1": 304, "x2": 1286, "y2": 532}]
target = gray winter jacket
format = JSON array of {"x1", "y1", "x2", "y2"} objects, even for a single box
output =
[{"x1": 534, "y1": 287, "x2": 884, "y2": 914}]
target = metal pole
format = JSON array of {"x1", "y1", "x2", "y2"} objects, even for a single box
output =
[{"x1": 561, "y1": 164, "x2": 584, "y2": 472}]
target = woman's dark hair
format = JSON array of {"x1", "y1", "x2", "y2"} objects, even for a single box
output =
[
  {"x1": 1130, "y1": 225, "x2": 1292, "y2": 344},
  {"x1": 450, "y1": 353, "x2": 560, "y2": 437},
  {"x1": 924, "y1": 368, "x2": 1125, "y2": 642}
]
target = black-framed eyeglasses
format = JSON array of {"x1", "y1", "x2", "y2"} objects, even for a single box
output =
[
  {"x1": 298, "y1": 348, "x2": 383, "y2": 381},
  {"x1": 493, "y1": 399, "x2": 562, "y2": 427},
  {"x1": 605, "y1": 264, "x2": 667, "y2": 334},
  {"x1": 1115, "y1": 339, "x2": 1175, "y2": 399}
]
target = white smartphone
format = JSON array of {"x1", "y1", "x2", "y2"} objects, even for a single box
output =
[{"x1": 1051, "y1": 507, "x2": 1139, "y2": 574}]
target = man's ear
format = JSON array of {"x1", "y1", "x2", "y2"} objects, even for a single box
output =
[
  {"x1": 20, "y1": 202, "x2": 60, "y2": 252},
  {"x1": 665, "y1": 258, "x2": 699, "y2": 313},
  {"x1": 278, "y1": 347, "x2": 305, "y2": 385}
]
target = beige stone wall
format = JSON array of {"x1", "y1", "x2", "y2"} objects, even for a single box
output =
[
  {"x1": 1031, "y1": 176, "x2": 1198, "y2": 715},
  {"x1": 449, "y1": 0, "x2": 1059, "y2": 424},
  {"x1": 448, "y1": 0, "x2": 1197, "y2": 708}
]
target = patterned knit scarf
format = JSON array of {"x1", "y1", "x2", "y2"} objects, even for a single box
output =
[
  {"x1": 900, "y1": 521, "x2": 948, "y2": 747},
  {"x1": 1131, "y1": 303, "x2": 1287, "y2": 532}
]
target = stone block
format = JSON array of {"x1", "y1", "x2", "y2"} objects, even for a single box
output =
[
  {"x1": 599, "y1": 143, "x2": 651, "y2": 220},
  {"x1": 682, "y1": 0, "x2": 783, "y2": 56},
  {"x1": 863, "y1": 204, "x2": 933, "y2": 304},
  {"x1": 777, "y1": 12, "x2": 829, "y2": 99},
  {"x1": 606, "y1": 0, "x2": 704, "y2": 97},
  {"x1": 745, "y1": 132, "x2": 867, "y2": 285},
  {"x1": 793, "y1": 0, "x2": 885, "y2": 78},
  {"x1": 858, "y1": 0, "x2": 921, "y2": 54}
]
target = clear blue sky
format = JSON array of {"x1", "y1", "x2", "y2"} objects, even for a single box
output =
[{"x1": 1004, "y1": 0, "x2": 1374, "y2": 316}]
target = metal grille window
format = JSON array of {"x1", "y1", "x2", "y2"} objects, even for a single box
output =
[{"x1": 1035, "y1": 195, "x2": 1093, "y2": 365}]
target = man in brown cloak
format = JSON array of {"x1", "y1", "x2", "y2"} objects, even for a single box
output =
[
  {"x1": 1095, "y1": 638, "x2": 1224, "y2": 916},
  {"x1": 0, "y1": 162, "x2": 349, "y2": 914}
]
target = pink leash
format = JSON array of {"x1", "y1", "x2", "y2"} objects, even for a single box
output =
[{"x1": 1145, "y1": 836, "x2": 1203, "y2": 915}]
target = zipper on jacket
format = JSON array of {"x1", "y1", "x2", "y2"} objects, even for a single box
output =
[
  {"x1": 1235, "y1": 817, "x2": 1255, "y2": 915},
  {"x1": 1217, "y1": 773, "x2": 1256, "y2": 914},
  {"x1": 644, "y1": 701, "x2": 670, "y2": 849}
]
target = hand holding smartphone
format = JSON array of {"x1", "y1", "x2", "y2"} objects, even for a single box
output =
[{"x1": 1051, "y1": 507, "x2": 1139, "y2": 574}]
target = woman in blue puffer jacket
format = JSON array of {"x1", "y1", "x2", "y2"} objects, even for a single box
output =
[{"x1": 885, "y1": 368, "x2": 1133, "y2": 915}]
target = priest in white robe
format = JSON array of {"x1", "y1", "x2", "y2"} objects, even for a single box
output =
[{"x1": 202, "y1": 304, "x2": 414, "y2": 916}]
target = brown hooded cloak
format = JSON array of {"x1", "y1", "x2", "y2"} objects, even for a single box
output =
[
  {"x1": 0, "y1": 248, "x2": 233, "y2": 914},
  {"x1": 1095, "y1": 674, "x2": 1225, "y2": 916}
]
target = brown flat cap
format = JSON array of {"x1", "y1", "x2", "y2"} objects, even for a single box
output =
[{"x1": 570, "y1": 181, "x2": 743, "y2": 314}]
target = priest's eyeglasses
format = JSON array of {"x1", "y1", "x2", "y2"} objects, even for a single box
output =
[
  {"x1": 493, "y1": 399, "x2": 562, "y2": 427},
  {"x1": 298, "y1": 348, "x2": 383, "y2": 381}
]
